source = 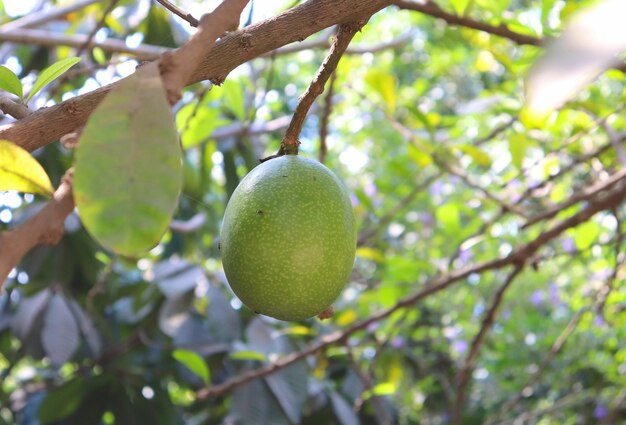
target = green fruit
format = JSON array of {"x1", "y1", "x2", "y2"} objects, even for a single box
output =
[{"x1": 220, "y1": 155, "x2": 356, "y2": 321}]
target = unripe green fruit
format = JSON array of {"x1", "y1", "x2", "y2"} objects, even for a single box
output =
[{"x1": 220, "y1": 155, "x2": 356, "y2": 321}]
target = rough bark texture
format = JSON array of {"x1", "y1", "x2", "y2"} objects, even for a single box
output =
[{"x1": 0, "y1": 0, "x2": 392, "y2": 153}]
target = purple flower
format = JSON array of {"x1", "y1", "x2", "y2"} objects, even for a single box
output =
[
  {"x1": 594, "y1": 404, "x2": 608, "y2": 420},
  {"x1": 530, "y1": 289, "x2": 544, "y2": 306},
  {"x1": 364, "y1": 181, "x2": 378, "y2": 198},
  {"x1": 429, "y1": 180, "x2": 444, "y2": 197},
  {"x1": 453, "y1": 340, "x2": 468, "y2": 354},
  {"x1": 562, "y1": 237, "x2": 576, "y2": 253},
  {"x1": 350, "y1": 192, "x2": 359, "y2": 207},
  {"x1": 391, "y1": 336, "x2": 404, "y2": 348},
  {"x1": 549, "y1": 283, "x2": 561, "y2": 307},
  {"x1": 458, "y1": 248, "x2": 473, "y2": 263}
]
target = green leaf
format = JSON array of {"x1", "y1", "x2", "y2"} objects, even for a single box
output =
[
  {"x1": 365, "y1": 68, "x2": 397, "y2": 113},
  {"x1": 362, "y1": 382, "x2": 396, "y2": 400},
  {"x1": 73, "y1": 62, "x2": 182, "y2": 256},
  {"x1": 456, "y1": 144, "x2": 492, "y2": 168},
  {"x1": 173, "y1": 349, "x2": 211, "y2": 384},
  {"x1": 572, "y1": 220, "x2": 600, "y2": 250},
  {"x1": 0, "y1": 65, "x2": 22, "y2": 99},
  {"x1": 26, "y1": 57, "x2": 80, "y2": 103},
  {"x1": 0, "y1": 139, "x2": 54, "y2": 196},
  {"x1": 508, "y1": 134, "x2": 528, "y2": 170},
  {"x1": 231, "y1": 350, "x2": 268, "y2": 361},
  {"x1": 450, "y1": 0, "x2": 471, "y2": 15},
  {"x1": 38, "y1": 378, "x2": 88, "y2": 424},
  {"x1": 222, "y1": 80, "x2": 246, "y2": 122},
  {"x1": 436, "y1": 203, "x2": 461, "y2": 233}
]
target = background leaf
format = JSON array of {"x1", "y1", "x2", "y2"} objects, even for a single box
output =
[
  {"x1": 0, "y1": 65, "x2": 22, "y2": 99},
  {"x1": 26, "y1": 57, "x2": 81, "y2": 103},
  {"x1": 41, "y1": 293, "x2": 79, "y2": 367},
  {"x1": 73, "y1": 62, "x2": 182, "y2": 256},
  {"x1": 0, "y1": 139, "x2": 54, "y2": 196},
  {"x1": 173, "y1": 349, "x2": 211, "y2": 384}
]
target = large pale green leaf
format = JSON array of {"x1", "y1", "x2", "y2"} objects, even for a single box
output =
[
  {"x1": 0, "y1": 65, "x2": 22, "y2": 99},
  {"x1": 508, "y1": 134, "x2": 528, "y2": 171},
  {"x1": 73, "y1": 62, "x2": 181, "y2": 256},
  {"x1": 26, "y1": 57, "x2": 81, "y2": 103},
  {"x1": 0, "y1": 139, "x2": 54, "y2": 196}
]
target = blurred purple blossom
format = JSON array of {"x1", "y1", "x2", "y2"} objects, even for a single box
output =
[
  {"x1": 458, "y1": 248, "x2": 473, "y2": 263},
  {"x1": 549, "y1": 283, "x2": 561, "y2": 307},
  {"x1": 429, "y1": 180, "x2": 444, "y2": 197},
  {"x1": 367, "y1": 322, "x2": 379, "y2": 333},
  {"x1": 350, "y1": 192, "x2": 359, "y2": 207},
  {"x1": 508, "y1": 178, "x2": 523, "y2": 203},
  {"x1": 453, "y1": 339, "x2": 468, "y2": 354},
  {"x1": 594, "y1": 404, "x2": 609, "y2": 420},
  {"x1": 364, "y1": 181, "x2": 378, "y2": 198},
  {"x1": 391, "y1": 336, "x2": 404, "y2": 349},
  {"x1": 594, "y1": 315, "x2": 606, "y2": 327},
  {"x1": 420, "y1": 212, "x2": 434, "y2": 227},
  {"x1": 561, "y1": 237, "x2": 576, "y2": 253},
  {"x1": 530, "y1": 289, "x2": 544, "y2": 306}
]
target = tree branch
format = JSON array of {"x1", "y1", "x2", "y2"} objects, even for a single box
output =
[
  {"x1": 159, "y1": 0, "x2": 250, "y2": 105},
  {"x1": 0, "y1": 0, "x2": 101, "y2": 32},
  {"x1": 196, "y1": 175, "x2": 626, "y2": 400},
  {"x1": 0, "y1": 94, "x2": 32, "y2": 119},
  {"x1": 0, "y1": 0, "x2": 393, "y2": 153},
  {"x1": 393, "y1": 0, "x2": 542, "y2": 46},
  {"x1": 453, "y1": 264, "x2": 524, "y2": 424},
  {"x1": 155, "y1": 0, "x2": 199, "y2": 27},
  {"x1": 0, "y1": 170, "x2": 74, "y2": 290},
  {"x1": 0, "y1": 28, "x2": 167, "y2": 61}
]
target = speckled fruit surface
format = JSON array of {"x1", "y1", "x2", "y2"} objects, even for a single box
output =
[{"x1": 220, "y1": 155, "x2": 356, "y2": 321}]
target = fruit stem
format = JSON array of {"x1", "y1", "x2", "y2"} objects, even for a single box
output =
[{"x1": 260, "y1": 20, "x2": 368, "y2": 163}]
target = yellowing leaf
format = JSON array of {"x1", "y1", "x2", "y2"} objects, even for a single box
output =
[
  {"x1": 0, "y1": 139, "x2": 53, "y2": 196},
  {"x1": 365, "y1": 68, "x2": 397, "y2": 113},
  {"x1": 356, "y1": 247, "x2": 386, "y2": 263},
  {"x1": 508, "y1": 134, "x2": 528, "y2": 171}
]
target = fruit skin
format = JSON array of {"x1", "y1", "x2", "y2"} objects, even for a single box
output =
[{"x1": 220, "y1": 155, "x2": 356, "y2": 321}]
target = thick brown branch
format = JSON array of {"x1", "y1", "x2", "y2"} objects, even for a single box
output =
[
  {"x1": 159, "y1": 0, "x2": 249, "y2": 105},
  {"x1": 0, "y1": 170, "x2": 74, "y2": 289},
  {"x1": 0, "y1": 0, "x2": 393, "y2": 153},
  {"x1": 196, "y1": 176, "x2": 626, "y2": 400}
]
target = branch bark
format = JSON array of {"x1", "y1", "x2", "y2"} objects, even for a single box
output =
[
  {"x1": 0, "y1": 170, "x2": 74, "y2": 288},
  {"x1": 196, "y1": 174, "x2": 626, "y2": 399},
  {"x1": 0, "y1": 0, "x2": 392, "y2": 153}
]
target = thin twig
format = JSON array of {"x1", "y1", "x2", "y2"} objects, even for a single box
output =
[
  {"x1": 453, "y1": 264, "x2": 524, "y2": 424},
  {"x1": 155, "y1": 0, "x2": 199, "y2": 27},
  {"x1": 0, "y1": 0, "x2": 100, "y2": 32},
  {"x1": 393, "y1": 0, "x2": 542, "y2": 46},
  {"x1": 483, "y1": 309, "x2": 586, "y2": 425},
  {"x1": 522, "y1": 167, "x2": 626, "y2": 229},
  {"x1": 0, "y1": 94, "x2": 32, "y2": 119},
  {"x1": 347, "y1": 346, "x2": 393, "y2": 425},
  {"x1": 76, "y1": 0, "x2": 120, "y2": 56}
]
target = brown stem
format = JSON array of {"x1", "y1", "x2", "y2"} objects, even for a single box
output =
[
  {"x1": 155, "y1": 0, "x2": 199, "y2": 27},
  {"x1": 318, "y1": 70, "x2": 336, "y2": 163},
  {"x1": 279, "y1": 20, "x2": 367, "y2": 156}
]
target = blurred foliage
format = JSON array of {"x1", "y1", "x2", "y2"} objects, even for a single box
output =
[{"x1": 1, "y1": 0, "x2": 626, "y2": 424}]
